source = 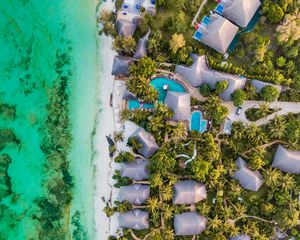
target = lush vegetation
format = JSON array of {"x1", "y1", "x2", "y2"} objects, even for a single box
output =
[{"x1": 245, "y1": 103, "x2": 280, "y2": 122}]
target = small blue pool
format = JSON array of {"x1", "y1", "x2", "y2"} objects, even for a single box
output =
[
  {"x1": 128, "y1": 77, "x2": 186, "y2": 110},
  {"x1": 190, "y1": 111, "x2": 207, "y2": 133},
  {"x1": 202, "y1": 16, "x2": 211, "y2": 25},
  {"x1": 193, "y1": 31, "x2": 203, "y2": 41},
  {"x1": 215, "y1": 4, "x2": 224, "y2": 14}
]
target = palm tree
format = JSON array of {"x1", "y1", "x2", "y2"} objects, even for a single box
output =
[
  {"x1": 161, "y1": 185, "x2": 173, "y2": 201},
  {"x1": 268, "y1": 115, "x2": 286, "y2": 139},
  {"x1": 280, "y1": 174, "x2": 296, "y2": 191},
  {"x1": 263, "y1": 167, "x2": 282, "y2": 188},
  {"x1": 163, "y1": 227, "x2": 174, "y2": 240},
  {"x1": 170, "y1": 122, "x2": 186, "y2": 143},
  {"x1": 209, "y1": 215, "x2": 223, "y2": 230},
  {"x1": 146, "y1": 197, "x2": 160, "y2": 213},
  {"x1": 161, "y1": 204, "x2": 174, "y2": 221},
  {"x1": 255, "y1": 102, "x2": 270, "y2": 119}
]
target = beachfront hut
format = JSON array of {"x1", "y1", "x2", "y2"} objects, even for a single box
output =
[
  {"x1": 197, "y1": 14, "x2": 239, "y2": 54},
  {"x1": 131, "y1": 127, "x2": 159, "y2": 158},
  {"x1": 121, "y1": 158, "x2": 149, "y2": 180},
  {"x1": 133, "y1": 30, "x2": 150, "y2": 59},
  {"x1": 234, "y1": 157, "x2": 263, "y2": 192},
  {"x1": 174, "y1": 212, "x2": 207, "y2": 236},
  {"x1": 119, "y1": 184, "x2": 150, "y2": 205},
  {"x1": 164, "y1": 91, "x2": 191, "y2": 122},
  {"x1": 116, "y1": 19, "x2": 137, "y2": 38},
  {"x1": 111, "y1": 56, "x2": 133, "y2": 76},
  {"x1": 175, "y1": 54, "x2": 246, "y2": 100},
  {"x1": 220, "y1": 0, "x2": 261, "y2": 28},
  {"x1": 231, "y1": 234, "x2": 251, "y2": 240},
  {"x1": 122, "y1": 90, "x2": 138, "y2": 100},
  {"x1": 272, "y1": 145, "x2": 300, "y2": 174},
  {"x1": 251, "y1": 79, "x2": 282, "y2": 93},
  {"x1": 119, "y1": 209, "x2": 149, "y2": 230},
  {"x1": 173, "y1": 180, "x2": 206, "y2": 205}
]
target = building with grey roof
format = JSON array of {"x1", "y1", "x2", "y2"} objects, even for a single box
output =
[
  {"x1": 175, "y1": 54, "x2": 246, "y2": 100},
  {"x1": 164, "y1": 91, "x2": 191, "y2": 122},
  {"x1": 173, "y1": 180, "x2": 206, "y2": 205},
  {"x1": 174, "y1": 212, "x2": 207, "y2": 236},
  {"x1": 197, "y1": 13, "x2": 238, "y2": 53},
  {"x1": 234, "y1": 157, "x2": 263, "y2": 191},
  {"x1": 251, "y1": 79, "x2": 282, "y2": 93},
  {"x1": 116, "y1": 19, "x2": 137, "y2": 38},
  {"x1": 131, "y1": 127, "x2": 159, "y2": 158},
  {"x1": 122, "y1": 90, "x2": 138, "y2": 100},
  {"x1": 133, "y1": 30, "x2": 150, "y2": 59},
  {"x1": 220, "y1": 0, "x2": 261, "y2": 28},
  {"x1": 111, "y1": 56, "x2": 133, "y2": 76},
  {"x1": 119, "y1": 209, "x2": 149, "y2": 230},
  {"x1": 119, "y1": 184, "x2": 150, "y2": 205},
  {"x1": 121, "y1": 159, "x2": 149, "y2": 180},
  {"x1": 272, "y1": 145, "x2": 300, "y2": 174},
  {"x1": 231, "y1": 234, "x2": 251, "y2": 240}
]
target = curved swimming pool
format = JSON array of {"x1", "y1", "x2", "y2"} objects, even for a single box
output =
[
  {"x1": 190, "y1": 111, "x2": 207, "y2": 133},
  {"x1": 128, "y1": 77, "x2": 186, "y2": 110}
]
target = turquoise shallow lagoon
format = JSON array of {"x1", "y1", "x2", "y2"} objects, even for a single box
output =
[{"x1": 0, "y1": 0, "x2": 98, "y2": 239}]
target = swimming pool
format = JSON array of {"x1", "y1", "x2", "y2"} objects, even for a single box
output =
[
  {"x1": 190, "y1": 111, "x2": 207, "y2": 133},
  {"x1": 128, "y1": 77, "x2": 186, "y2": 110}
]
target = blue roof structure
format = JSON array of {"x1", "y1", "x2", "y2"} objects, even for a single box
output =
[{"x1": 215, "y1": 4, "x2": 224, "y2": 14}]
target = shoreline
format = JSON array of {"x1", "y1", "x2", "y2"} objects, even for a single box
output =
[{"x1": 93, "y1": 0, "x2": 118, "y2": 238}]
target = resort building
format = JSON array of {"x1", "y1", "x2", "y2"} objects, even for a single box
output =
[
  {"x1": 272, "y1": 145, "x2": 300, "y2": 174},
  {"x1": 133, "y1": 30, "x2": 150, "y2": 59},
  {"x1": 193, "y1": 13, "x2": 239, "y2": 54},
  {"x1": 251, "y1": 79, "x2": 282, "y2": 93},
  {"x1": 176, "y1": 54, "x2": 246, "y2": 100},
  {"x1": 131, "y1": 127, "x2": 159, "y2": 158},
  {"x1": 121, "y1": 158, "x2": 149, "y2": 180},
  {"x1": 173, "y1": 180, "x2": 206, "y2": 205},
  {"x1": 231, "y1": 234, "x2": 251, "y2": 240},
  {"x1": 116, "y1": 0, "x2": 156, "y2": 37},
  {"x1": 215, "y1": 0, "x2": 261, "y2": 28},
  {"x1": 164, "y1": 91, "x2": 191, "y2": 122},
  {"x1": 111, "y1": 56, "x2": 133, "y2": 76},
  {"x1": 119, "y1": 209, "x2": 149, "y2": 230},
  {"x1": 234, "y1": 157, "x2": 263, "y2": 192},
  {"x1": 174, "y1": 212, "x2": 207, "y2": 236},
  {"x1": 119, "y1": 184, "x2": 150, "y2": 205}
]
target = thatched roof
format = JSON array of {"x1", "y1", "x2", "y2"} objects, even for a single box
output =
[
  {"x1": 173, "y1": 180, "x2": 206, "y2": 205},
  {"x1": 116, "y1": 19, "x2": 137, "y2": 38},
  {"x1": 174, "y1": 212, "x2": 207, "y2": 236},
  {"x1": 122, "y1": 90, "x2": 138, "y2": 100},
  {"x1": 199, "y1": 14, "x2": 238, "y2": 53},
  {"x1": 175, "y1": 54, "x2": 246, "y2": 100},
  {"x1": 121, "y1": 159, "x2": 149, "y2": 180},
  {"x1": 119, "y1": 184, "x2": 150, "y2": 205},
  {"x1": 175, "y1": 54, "x2": 205, "y2": 87},
  {"x1": 234, "y1": 158, "x2": 263, "y2": 192},
  {"x1": 133, "y1": 30, "x2": 150, "y2": 59},
  {"x1": 131, "y1": 127, "x2": 159, "y2": 158},
  {"x1": 272, "y1": 145, "x2": 300, "y2": 174},
  {"x1": 231, "y1": 234, "x2": 251, "y2": 240},
  {"x1": 111, "y1": 56, "x2": 133, "y2": 76},
  {"x1": 164, "y1": 91, "x2": 191, "y2": 121},
  {"x1": 251, "y1": 79, "x2": 282, "y2": 93},
  {"x1": 119, "y1": 209, "x2": 149, "y2": 230},
  {"x1": 221, "y1": 0, "x2": 261, "y2": 27}
]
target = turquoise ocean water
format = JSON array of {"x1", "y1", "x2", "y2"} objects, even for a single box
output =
[{"x1": 0, "y1": 0, "x2": 98, "y2": 239}]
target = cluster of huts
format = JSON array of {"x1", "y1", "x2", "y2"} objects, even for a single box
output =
[
  {"x1": 234, "y1": 145, "x2": 300, "y2": 192},
  {"x1": 193, "y1": 0, "x2": 261, "y2": 54},
  {"x1": 116, "y1": 122, "x2": 300, "y2": 237}
]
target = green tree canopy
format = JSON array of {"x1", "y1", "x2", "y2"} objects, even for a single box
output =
[
  {"x1": 215, "y1": 80, "x2": 228, "y2": 95},
  {"x1": 267, "y1": 3, "x2": 284, "y2": 23},
  {"x1": 260, "y1": 85, "x2": 280, "y2": 102},
  {"x1": 231, "y1": 89, "x2": 246, "y2": 107},
  {"x1": 203, "y1": 96, "x2": 229, "y2": 125}
]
